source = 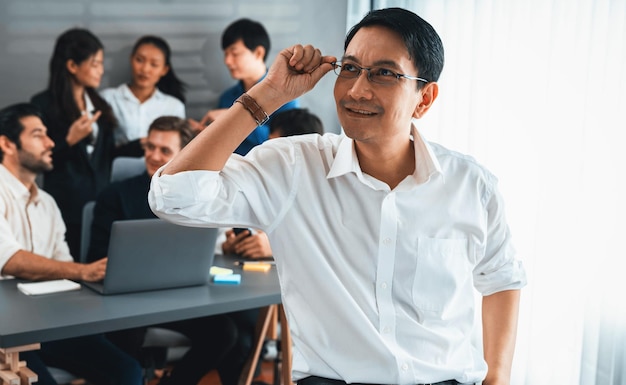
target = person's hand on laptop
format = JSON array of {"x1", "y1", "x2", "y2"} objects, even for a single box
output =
[
  {"x1": 222, "y1": 229, "x2": 272, "y2": 259},
  {"x1": 81, "y1": 258, "x2": 107, "y2": 282}
]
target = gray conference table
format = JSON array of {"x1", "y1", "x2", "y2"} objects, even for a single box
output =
[
  {"x1": 0, "y1": 254, "x2": 287, "y2": 384},
  {"x1": 0, "y1": 254, "x2": 281, "y2": 348}
]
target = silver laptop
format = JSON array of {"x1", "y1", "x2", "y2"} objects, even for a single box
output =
[{"x1": 84, "y1": 219, "x2": 217, "y2": 295}]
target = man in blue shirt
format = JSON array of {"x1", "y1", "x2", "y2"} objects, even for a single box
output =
[{"x1": 190, "y1": 18, "x2": 299, "y2": 155}]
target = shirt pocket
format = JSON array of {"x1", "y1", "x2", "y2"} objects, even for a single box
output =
[{"x1": 412, "y1": 237, "x2": 472, "y2": 313}]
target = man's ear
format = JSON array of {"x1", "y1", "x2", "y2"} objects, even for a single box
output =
[
  {"x1": 253, "y1": 46, "x2": 266, "y2": 61},
  {"x1": 0, "y1": 135, "x2": 17, "y2": 156},
  {"x1": 413, "y1": 82, "x2": 439, "y2": 119}
]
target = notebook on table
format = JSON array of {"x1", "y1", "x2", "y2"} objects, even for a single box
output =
[{"x1": 83, "y1": 219, "x2": 217, "y2": 295}]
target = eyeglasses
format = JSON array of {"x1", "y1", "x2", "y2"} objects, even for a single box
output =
[{"x1": 332, "y1": 61, "x2": 428, "y2": 85}]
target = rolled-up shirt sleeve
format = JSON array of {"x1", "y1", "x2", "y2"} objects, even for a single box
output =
[
  {"x1": 0, "y1": 216, "x2": 22, "y2": 276},
  {"x1": 149, "y1": 139, "x2": 298, "y2": 232},
  {"x1": 149, "y1": 166, "x2": 221, "y2": 225},
  {"x1": 149, "y1": 166, "x2": 210, "y2": 212},
  {"x1": 1, "y1": 191, "x2": 72, "y2": 278},
  {"x1": 473, "y1": 180, "x2": 527, "y2": 295}
]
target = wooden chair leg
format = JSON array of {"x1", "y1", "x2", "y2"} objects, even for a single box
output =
[
  {"x1": 278, "y1": 305, "x2": 293, "y2": 385},
  {"x1": 267, "y1": 306, "x2": 279, "y2": 340},
  {"x1": 238, "y1": 305, "x2": 277, "y2": 385}
]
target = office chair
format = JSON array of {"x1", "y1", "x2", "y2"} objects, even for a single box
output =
[
  {"x1": 80, "y1": 201, "x2": 97, "y2": 263},
  {"x1": 111, "y1": 156, "x2": 146, "y2": 182}
]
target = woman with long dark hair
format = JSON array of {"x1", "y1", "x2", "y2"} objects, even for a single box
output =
[
  {"x1": 31, "y1": 28, "x2": 117, "y2": 261},
  {"x1": 101, "y1": 35, "x2": 186, "y2": 156}
]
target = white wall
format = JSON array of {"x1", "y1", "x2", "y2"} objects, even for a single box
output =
[{"x1": 0, "y1": 0, "x2": 348, "y2": 133}]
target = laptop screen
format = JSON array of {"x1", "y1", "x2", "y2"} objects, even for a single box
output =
[{"x1": 85, "y1": 219, "x2": 217, "y2": 295}]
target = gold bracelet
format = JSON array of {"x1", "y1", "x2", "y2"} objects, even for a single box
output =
[{"x1": 234, "y1": 93, "x2": 269, "y2": 126}]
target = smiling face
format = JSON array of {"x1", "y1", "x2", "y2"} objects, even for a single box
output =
[
  {"x1": 333, "y1": 26, "x2": 431, "y2": 146},
  {"x1": 17, "y1": 116, "x2": 55, "y2": 174},
  {"x1": 130, "y1": 43, "x2": 169, "y2": 91},
  {"x1": 67, "y1": 49, "x2": 104, "y2": 89},
  {"x1": 143, "y1": 129, "x2": 182, "y2": 177}
]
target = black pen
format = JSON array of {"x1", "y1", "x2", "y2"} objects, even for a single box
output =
[{"x1": 234, "y1": 260, "x2": 276, "y2": 266}]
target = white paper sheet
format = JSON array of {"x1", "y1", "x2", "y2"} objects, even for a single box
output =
[{"x1": 17, "y1": 279, "x2": 81, "y2": 296}]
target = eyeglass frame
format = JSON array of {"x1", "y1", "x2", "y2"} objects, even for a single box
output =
[{"x1": 332, "y1": 61, "x2": 429, "y2": 85}]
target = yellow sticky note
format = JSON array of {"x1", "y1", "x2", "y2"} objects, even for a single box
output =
[
  {"x1": 210, "y1": 266, "x2": 234, "y2": 275},
  {"x1": 242, "y1": 263, "x2": 272, "y2": 272}
]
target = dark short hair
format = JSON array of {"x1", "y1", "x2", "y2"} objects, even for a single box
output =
[
  {"x1": 345, "y1": 7, "x2": 444, "y2": 88},
  {"x1": 269, "y1": 108, "x2": 324, "y2": 137},
  {"x1": 0, "y1": 103, "x2": 43, "y2": 162},
  {"x1": 221, "y1": 18, "x2": 270, "y2": 61},
  {"x1": 147, "y1": 116, "x2": 195, "y2": 148}
]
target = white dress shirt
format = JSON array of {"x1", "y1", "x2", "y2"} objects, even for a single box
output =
[
  {"x1": 84, "y1": 92, "x2": 99, "y2": 155},
  {"x1": 101, "y1": 84, "x2": 185, "y2": 146},
  {"x1": 148, "y1": 126, "x2": 527, "y2": 384},
  {"x1": 0, "y1": 165, "x2": 72, "y2": 278}
]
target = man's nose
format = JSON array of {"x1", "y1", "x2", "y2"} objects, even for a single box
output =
[{"x1": 347, "y1": 70, "x2": 373, "y2": 99}]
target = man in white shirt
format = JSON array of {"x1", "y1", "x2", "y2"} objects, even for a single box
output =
[
  {"x1": 0, "y1": 102, "x2": 142, "y2": 385},
  {"x1": 149, "y1": 8, "x2": 526, "y2": 385}
]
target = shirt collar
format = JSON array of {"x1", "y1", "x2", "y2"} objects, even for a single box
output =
[
  {"x1": 411, "y1": 125, "x2": 443, "y2": 184},
  {"x1": 327, "y1": 124, "x2": 443, "y2": 186},
  {"x1": 120, "y1": 84, "x2": 164, "y2": 102},
  {"x1": 84, "y1": 91, "x2": 95, "y2": 112},
  {"x1": 0, "y1": 164, "x2": 41, "y2": 204}
]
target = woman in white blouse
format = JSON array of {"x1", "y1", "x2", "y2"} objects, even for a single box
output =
[{"x1": 102, "y1": 35, "x2": 186, "y2": 157}]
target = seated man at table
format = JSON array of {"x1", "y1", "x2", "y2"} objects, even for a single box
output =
[
  {"x1": 87, "y1": 116, "x2": 242, "y2": 385},
  {"x1": 0, "y1": 102, "x2": 143, "y2": 385}
]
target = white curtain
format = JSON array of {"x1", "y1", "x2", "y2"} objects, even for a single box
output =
[{"x1": 364, "y1": 0, "x2": 626, "y2": 384}]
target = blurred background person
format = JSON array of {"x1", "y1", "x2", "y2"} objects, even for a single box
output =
[
  {"x1": 101, "y1": 35, "x2": 186, "y2": 157},
  {"x1": 189, "y1": 18, "x2": 299, "y2": 155},
  {"x1": 268, "y1": 107, "x2": 324, "y2": 139},
  {"x1": 30, "y1": 28, "x2": 117, "y2": 260}
]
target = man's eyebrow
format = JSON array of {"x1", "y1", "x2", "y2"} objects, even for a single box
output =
[
  {"x1": 342, "y1": 55, "x2": 402, "y2": 69},
  {"x1": 341, "y1": 55, "x2": 360, "y2": 63}
]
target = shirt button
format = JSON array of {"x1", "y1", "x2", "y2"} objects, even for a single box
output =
[
  {"x1": 401, "y1": 363, "x2": 408, "y2": 371},
  {"x1": 383, "y1": 238, "x2": 392, "y2": 245},
  {"x1": 381, "y1": 282, "x2": 388, "y2": 289},
  {"x1": 382, "y1": 326, "x2": 390, "y2": 334}
]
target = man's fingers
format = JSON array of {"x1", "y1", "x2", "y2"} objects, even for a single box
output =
[
  {"x1": 288, "y1": 45, "x2": 336, "y2": 77},
  {"x1": 298, "y1": 45, "x2": 316, "y2": 71},
  {"x1": 287, "y1": 44, "x2": 305, "y2": 69},
  {"x1": 300, "y1": 46, "x2": 322, "y2": 73},
  {"x1": 288, "y1": 44, "x2": 318, "y2": 72},
  {"x1": 307, "y1": 56, "x2": 337, "y2": 83}
]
